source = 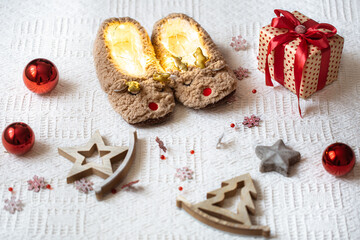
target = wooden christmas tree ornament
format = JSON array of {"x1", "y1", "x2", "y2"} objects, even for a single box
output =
[
  {"x1": 58, "y1": 130, "x2": 137, "y2": 200},
  {"x1": 176, "y1": 173, "x2": 270, "y2": 237}
]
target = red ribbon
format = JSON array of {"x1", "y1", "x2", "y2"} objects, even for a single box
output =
[{"x1": 264, "y1": 9, "x2": 337, "y2": 117}]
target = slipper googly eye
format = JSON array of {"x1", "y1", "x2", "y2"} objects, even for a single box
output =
[{"x1": 183, "y1": 80, "x2": 193, "y2": 86}]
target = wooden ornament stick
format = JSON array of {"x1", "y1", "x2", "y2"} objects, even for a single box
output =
[
  {"x1": 58, "y1": 130, "x2": 137, "y2": 200},
  {"x1": 95, "y1": 131, "x2": 137, "y2": 200},
  {"x1": 176, "y1": 173, "x2": 270, "y2": 237}
]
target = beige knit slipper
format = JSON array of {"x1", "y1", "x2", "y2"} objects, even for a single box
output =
[
  {"x1": 93, "y1": 17, "x2": 175, "y2": 125},
  {"x1": 151, "y1": 13, "x2": 237, "y2": 109}
]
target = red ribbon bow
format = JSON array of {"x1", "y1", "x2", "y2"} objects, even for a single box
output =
[{"x1": 265, "y1": 9, "x2": 337, "y2": 117}]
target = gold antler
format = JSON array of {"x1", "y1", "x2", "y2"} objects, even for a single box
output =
[
  {"x1": 153, "y1": 72, "x2": 171, "y2": 85},
  {"x1": 126, "y1": 81, "x2": 141, "y2": 94},
  {"x1": 193, "y1": 47, "x2": 208, "y2": 69},
  {"x1": 172, "y1": 55, "x2": 188, "y2": 72}
]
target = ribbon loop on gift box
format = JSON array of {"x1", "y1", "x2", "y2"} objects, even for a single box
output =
[{"x1": 264, "y1": 9, "x2": 337, "y2": 117}]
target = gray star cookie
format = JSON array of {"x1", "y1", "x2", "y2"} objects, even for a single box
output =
[{"x1": 255, "y1": 140, "x2": 301, "y2": 177}]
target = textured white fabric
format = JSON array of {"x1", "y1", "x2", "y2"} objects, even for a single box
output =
[{"x1": 0, "y1": 0, "x2": 359, "y2": 239}]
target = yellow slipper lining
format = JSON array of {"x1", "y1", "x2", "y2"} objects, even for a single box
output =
[
  {"x1": 158, "y1": 18, "x2": 208, "y2": 72},
  {"x1": 104, "y1": 22, "x2": 150, "y2": 77}
]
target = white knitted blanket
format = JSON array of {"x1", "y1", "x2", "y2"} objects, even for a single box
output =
[{"x1": 0, "y1": 0, "x2": 359, "y2": 239}]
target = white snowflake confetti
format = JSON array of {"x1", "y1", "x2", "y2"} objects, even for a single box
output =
[
  {"x1": 74, "y1": 178, "x2": 94, "y2": 194},
  {"x1": 27, "y1": 175, "x2": 46, "y2": 192},
  {"x1": 230, "y1": 35, "x2": 248, "y2": 51},
  {"x1": 4, "y1": 195, "x2": 23, "y2": 214},
  {"x1": 216, "y1": 133, "x2": 225, "y2": 149},
  {"x1": 175, "y1": 167, "x2": 194, "y2": 181}
]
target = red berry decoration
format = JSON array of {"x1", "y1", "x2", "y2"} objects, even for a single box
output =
[
  {"x1": 160, "y1": 155, "x2": 166, "y2": 160},
  {"x1": 111, "y1": 188, "x2": 117, "y2": 194},
  {"x1": 46, "y1": 184, "x2": 52, "y2": 189},
  {"x1": 8, "y1": 187, "x2": 13, "y2": 192},
  {"x1": 23, "y1": 58, "x2": 59, "y2": 94},
  {"x1": 252, "y1": 89, "x2": 257, "y2": 94},
  {"x1": 2, "y1": 122, "x2": 35, "y2": 155},
  {"x1": 178, "y1": 186, "x2": 183, "y2": 191},
  {"x1": 190, "y1": 150, "x2": 195, "y2": 155},
  {"x1": 322, "y1": 143, "x2": 355, "y2": 176},
  {"x1": 230, "y1": 123, "x2": 235, "y2": 128}
]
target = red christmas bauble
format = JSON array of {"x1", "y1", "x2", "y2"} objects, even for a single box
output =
[
  {"x1": 322, "y1": 143, "x2": 355, "y2": 176},
  {"x1": 2, "y1": 122, "x2": 35, "y2": 155},
  {"x1": 23, "y1": 58, "x2": 59, "y2": 94}
]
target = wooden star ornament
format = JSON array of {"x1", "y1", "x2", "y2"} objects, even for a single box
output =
[
  {"x1": 255, "y1": 139, "x2": 301, "y2": 176},
  {"x1": 58, "y1": 130, "x2": 137, "y2": 200}
]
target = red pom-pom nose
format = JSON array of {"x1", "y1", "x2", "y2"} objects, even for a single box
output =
[
  {"x1": 202, "y1": 88, "x2": 212, "y2": 96},
  {"x1": 148, "y1": 102, "x2": 158, "y2": 111}
]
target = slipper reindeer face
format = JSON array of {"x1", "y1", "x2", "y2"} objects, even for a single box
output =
[
  {"x1": 108, "y1": 79, "x2": 174, "y2": 124},
  {"x1": 93, "y1": 18, "x2": 175, "y2": 125},
  {"x1": 171, "y1": 60, "x2": 236, "y2": 108},
  {"x1": 151, "y1": 14, "x2": 237, "y2": 109}
]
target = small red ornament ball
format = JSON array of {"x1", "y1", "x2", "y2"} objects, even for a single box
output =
[
  {"x1": 252, "y1": 89, "x2": 257, "y2": 94},
  {"x1": 23, "y1": 58, "x2": 59, "y2": 94},
  {"x1": 178, "y1": 186, "x2": 183, "y2": 191},
  {"x1": 322, "y1": 143, "x2": 355, "y2": 176},
  {"x1": 2, "y1": 122, "x2": 35, "y2": 155}
]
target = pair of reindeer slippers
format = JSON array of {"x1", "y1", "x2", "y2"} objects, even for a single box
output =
[{"x1": 94, "y1": 13, "x2": 237, "y2": 125}]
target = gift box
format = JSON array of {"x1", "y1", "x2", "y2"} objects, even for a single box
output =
[{"x1": 258, "y1": 10, "x2": 344, "y2": 100}]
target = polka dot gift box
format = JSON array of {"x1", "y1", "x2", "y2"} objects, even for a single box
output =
[{"x1": 258, "y1": 10, "x2": 344, "y2": 108}]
